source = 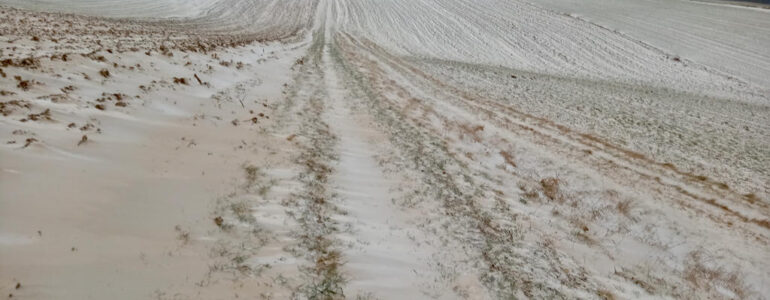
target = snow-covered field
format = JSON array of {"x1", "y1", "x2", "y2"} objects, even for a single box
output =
[
  {"x1": 1, "y1": 0, "x2": 768, "y2": 299},
  {"x1": 0, "y1": 0, "x2": 218, "y2": 18},
  {"x1": 530, "y1": 0, "x2": 770, "y2": 87}
]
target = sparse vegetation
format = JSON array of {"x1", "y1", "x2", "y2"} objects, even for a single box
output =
[
  {"x1": 173, "y1": 77, "x2": 188, "y2": 85},
  {"x1": 230, "y1": 201, "x2": 256, "y2": 224},
  {"x1": 77, "y1": 135, "x2": 88, "y2": 146},
  {"x1": 1, "y1": 3, "x2": 766, "y2": 299},
  {"x1": 540, "y1": 177, "x2": 560, "y2": 201},
  {"x1": 26, "y1": 108, "x2": 52, "y2": 121},
  {"x1": 243, "y1": 164, "x2": 263, "y2": 186},
  {"x1": 683, "y1": 251, "x2": 749, "y2": 298},
  {"x1": 0, "y1": 100, "x2": 31, "y2": 116},
  {"x1": 499, "y1": 150, "x2": 516, "y2": 168},
  {"x1": 616, "y1": 199, "x2": 633, "y2": 217},
  {"x1": 22, "y1": 137, "x2": 37, "y2": 148},
  {"x1": 14, "y1": 76, "x2": 34, "y2": 91}
]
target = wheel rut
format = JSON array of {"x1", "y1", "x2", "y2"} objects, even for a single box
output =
[{"x1": 321, "y1": 28, "x2": 437, "y2": 298}]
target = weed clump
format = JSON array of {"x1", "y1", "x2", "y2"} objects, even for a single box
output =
[
  {"x1": 173, "y1": 77, "x2": 188, "y2": 85},
  {"x1": 500, "y1": 150, "x2": 516, "y2": 168},
  {"x1": 77, "y1": 135, "x2": 88, "y2": 146},
  {"x1": 22, "y1": 138, "x2": 37, "y2": 148},
  {"x1": 540, "y1": 177, "x2": 560, "y2": 201},
  {"x1": 14, "y1": 76, "x2": 35, "y2": 91},
  {"x1": 0, "y1": 100, "x2": 31, "y2": 116},
  {"x1": 27, "y1": 108, "x2": 52, "y2": 121}
]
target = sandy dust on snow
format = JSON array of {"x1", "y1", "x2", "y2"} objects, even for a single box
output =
[{"x1": 2, "y1": 0, "x2": 770, "y2": 299}]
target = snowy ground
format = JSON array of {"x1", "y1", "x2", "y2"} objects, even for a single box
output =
[
  {"x1": 529, "y1": 0, "x2": 770, "y2": 87},
  {"x1": 1, "y1": 0, "x2": 768, "y2": 299}
]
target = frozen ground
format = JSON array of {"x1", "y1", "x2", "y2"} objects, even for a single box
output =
[{"x1": 1, "y1": 0, "x2": 768, "y2": 299}]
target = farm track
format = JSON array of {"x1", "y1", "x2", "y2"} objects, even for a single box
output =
[
  {"x1": 256, "y1": 0, "x2": 770, "y2": 298},
  {"x1": 1, "y1": 0, "x2": 769, "y2": 299}
]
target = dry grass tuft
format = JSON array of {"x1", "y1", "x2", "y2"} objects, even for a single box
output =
[
  {"x1": 540, "y1": 177, "x2": 560, "y2": 201},
  {"x1": 14, "y1": 76, "x2": 35, "y2": 91},
  {"x1": 213, "y1": 216, "x2": 224, "y2": 227},
  {"x1": 27, "y1": 108, "x2": 52, "y2": 121},
  {"x1": 77, "y1": 135, "x2": 88, "y2": 146},
  {"x1": 683, "y1": 251, "x2": 749, "y2": 298},
  {"x1": 596, "y1": 289, "x2": 616, "y2": 300},
  {"x1": 518, "y1": 183, "x2": 539, "y2": 201},
  {"x1": 744, "y1": 193, "x2": 760, "y2": 204},
  {"x1": 500, "y1": 150, "x2": 517, "y2": 168},
  {"x1": 459, "y1": 123, "x2": 485, "y2": 142},
  {"x1": 2, "y1": 57, "x2": 40, "y2": 69},
  {"x1": 0, "y1": 100, "x2": 30, "y2": 116},
  {"x1": 22, "y1": 137, "x2": 37, "y2": 148},
  {"x1": 616, "y1": 200, "x2": 633, "y2": 218}
]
